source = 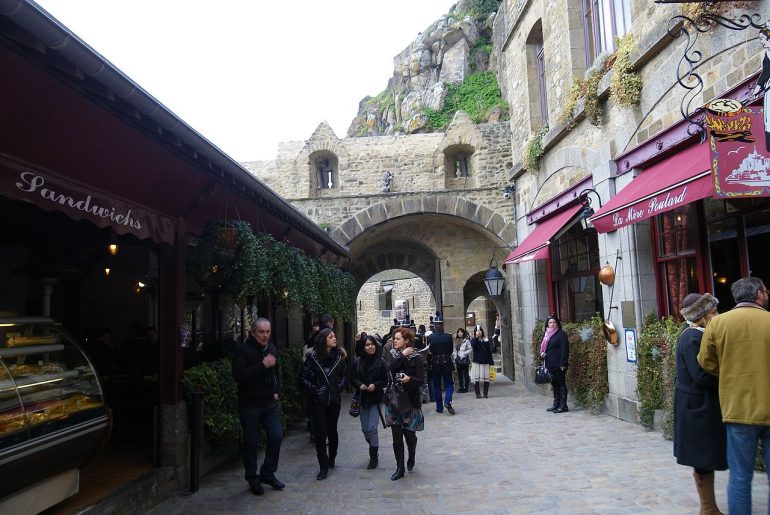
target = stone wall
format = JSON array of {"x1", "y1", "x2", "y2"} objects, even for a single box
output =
[
  {"x1": 356, "y1": 277, "x2": 436, "y2": 336},
  {"x1": 494, "y1": 0, "x2": 770, "y2": 422}
]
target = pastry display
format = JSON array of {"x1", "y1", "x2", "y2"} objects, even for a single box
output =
[{"x1": 4, "y1": 335, "x2": 57, "y2": 347}]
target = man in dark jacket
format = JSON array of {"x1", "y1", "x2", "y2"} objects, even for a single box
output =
[
  {"x1": 427, "y1": 316, "x2": 455, "y2": 415},
  {"x1": 232, "y1": 318, "x2": 284, "y2": 496}
]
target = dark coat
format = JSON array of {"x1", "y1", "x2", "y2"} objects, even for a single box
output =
[
  {"x1": 351, "y1": 354, "x2": 387, "y2": 406},
  {"x1": 673, "y1": 327, "x2": 727, "y2": 470},
  {"x1": 232, "y1": 335, "x2": 281, "y2": 408},
  {"x1": 428, "y1": 331, "x2": 454, "y2": 372},
  {"x1": 544, "y1": 329, "x2": 569, "y2": 370},
  {"x1": 299, "y1": 348, "x2": 348, "y2": 406},
  {"x1": 383, "y1": 348, "x2": 425, "y2": 409},
  {"x1": 470, "y1": 337, "x2": 494, "y2": 365}
]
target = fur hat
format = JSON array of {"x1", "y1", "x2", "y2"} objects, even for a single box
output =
[{"x1": 680, "y1": 293, "x2": 719, "y2": 323}]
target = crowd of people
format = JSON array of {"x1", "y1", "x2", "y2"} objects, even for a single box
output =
[{"x1": 231, "y1": 277, "x2": 770, "y2": 513}]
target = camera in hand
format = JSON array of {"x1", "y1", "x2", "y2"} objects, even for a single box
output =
[{"x1": 395, "y1": 372, "x2": 405, "y2": 381}]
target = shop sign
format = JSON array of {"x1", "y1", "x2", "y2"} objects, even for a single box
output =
[
  {"x1": 706, "y1": 100, "x2": 770, "y2": 198},
  {"x1": 1, "y1": 158, "x2": 176, "y2": 245}
]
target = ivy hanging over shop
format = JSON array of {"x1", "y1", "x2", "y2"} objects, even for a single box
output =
[
  {"x1": 190, "y1": 220, "x2": 356, "y2": 321},
  {"x1": 530, "y1": 314, "x2": 608, "y2": 413},
  {"x1": 523, "y1": 125, "x2": 549, "y2": 174},
  {"x1": 636, "y1": 313, "x2": 681, "y2": 436}
]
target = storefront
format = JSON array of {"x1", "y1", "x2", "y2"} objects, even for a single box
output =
[{"x1": 0, "y1": 2, "x2": 348, "y2": 511}]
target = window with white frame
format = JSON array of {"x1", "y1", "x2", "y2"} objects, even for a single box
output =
[{"x1": 582, "y1": 0, "x2": 632, "y2": 66}]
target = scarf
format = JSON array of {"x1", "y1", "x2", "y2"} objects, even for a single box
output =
[{"x1": 539, "y1": 326, "x2": 557, "y2": 355}]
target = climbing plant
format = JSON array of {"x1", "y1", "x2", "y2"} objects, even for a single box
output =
[{"x1": 636, "y1": 313, "x2": 682, "y2": 433}]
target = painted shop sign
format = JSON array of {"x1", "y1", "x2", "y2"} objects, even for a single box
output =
[
  {"x1": 606, "y1": 182, "x2": 704, "y2": 231},
  {"x1": 0, "y1": 157, "x2": 176, "y2": 244},
  {"x1": 706, "y1": 101, "x2": 770, "y2": 198}
]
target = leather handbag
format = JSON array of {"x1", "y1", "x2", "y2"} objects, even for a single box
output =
[
  {"x1": 535, "y1": 364, "x2": 552, "y2": 384},
  {"x1": 383, "y1": 368, "x2": 412, "y2": 415}
]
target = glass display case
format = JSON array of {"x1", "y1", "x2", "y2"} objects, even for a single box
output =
[{"x1": 0, "y1": 317, "x2": 110, "y2": 498}]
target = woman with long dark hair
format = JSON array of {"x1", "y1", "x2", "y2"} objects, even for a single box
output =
[
  {"x1": 351, "y1": 335, "x2": 387, "y2": 470},
  {"x1": 674, "y1": 293, "x2": 725, "y2": 514},
  {"x1": 383, "y1": 327, "x2": 425, "y2": 480},
  {"x1": 299, "y1": 327, "x2": 348, "y2": 480},
  {"x1": 539, "y1": 315, "x2": 569, "y2": 413},
  {"x1": 470, "y1": 326, "x2": 494, "y2": 399},
  {"x1": 453, "y1": 328, "x2": 471, "y2": 393}
]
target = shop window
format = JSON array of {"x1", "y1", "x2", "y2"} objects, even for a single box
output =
[
  {"x1": 654, "y1": 204, "x2": 699, "y2": 317},
  {"x1": 444, "y1": 145, "x2": 474, "y2": 179},
  {"x1": 526, "y1": 21, "x2": 548, "y2": 128},
  {"x1": 582, "y1": 0, "x2": 632, "y2": 66},
  {"x1": 704, "y1": 197, "x2": 770, "y2": 311},
  {"x1": 550, "y1": 222, "x2": 602, "y2": 322}
]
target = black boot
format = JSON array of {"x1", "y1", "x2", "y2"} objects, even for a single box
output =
[
  {"x1": 367, "y1": 446, "x2": 378, "y2": 469},
  {"x1": 547, "y1": 385, "x2": 559, "y2": 411},
  {"x1": 474, "y1": 382, "x2": 481, "y2": 399},
  {"x1": 483, "y1": 381, "x2": 489, "y2": 398},
  {"x1": 391, "y1": 434, "x2": 405, "y2": 480},
  {"x1": 405, "y1": 432, "x2": 417, "y2": 471},
  {"x1": 317, "y1": 454, "x2": 329, "y2": 479},
  {"x1": 553, "y1": 384, "x2": 569, "y2": 413}
]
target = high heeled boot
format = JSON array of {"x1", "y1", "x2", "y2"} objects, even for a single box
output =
[
  {"x1": 547, "y1": 384, "x2": 559, "y2": 411},
  {"x1": 405, "y1": 432, "x2": 417, "y2": 471},
  {"x1": 367, "y1": 446, "x2": 378, "y2": 469},
  {"x1": 483, "y1": 381, "x2": 489, "y2": 398},
  {"x1": 391, "y1": 439, "x2": 405, "y2": 480},
  {"x1": 474, "y1": 382, "x2": 481, "y2": 399}
]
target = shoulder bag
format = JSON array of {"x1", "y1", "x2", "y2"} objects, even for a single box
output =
[
  {"x1": 383, "y1": 366, "x2": 412, "y2": 415},
  {"x1": 535, "y1": 362, "x2": 552, "y2": 384}
]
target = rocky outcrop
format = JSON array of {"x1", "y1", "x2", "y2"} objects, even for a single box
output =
[{"x1": 347, "y1": 0, "x2": 499, "y2": 138}]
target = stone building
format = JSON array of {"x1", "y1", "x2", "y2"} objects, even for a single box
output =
[
  {"x1": 494, "y1": 0, "x2": 770, "y2": 423},
  {"x1": 245, "y1": 113, "x2": 514, "y2": 374}
]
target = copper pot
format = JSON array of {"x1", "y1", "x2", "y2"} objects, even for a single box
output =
[
  {"x1": 598, "y1": 262, "x2": 615, "y2": 286},
  {"x1": 602, "y1": 320, "x2": 619, "y2": 345}
]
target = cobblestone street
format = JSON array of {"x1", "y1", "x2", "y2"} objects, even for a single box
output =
[{"x1": 147, "y1": 377, "x2": 768, "y2": 514}]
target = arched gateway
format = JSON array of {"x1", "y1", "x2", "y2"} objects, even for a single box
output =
[{"x1": 244, "y1": 114, "x2": 516, "y2": 376}]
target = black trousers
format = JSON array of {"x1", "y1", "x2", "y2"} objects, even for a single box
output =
[
  {"x1": 310, "y1": 402, "x2": 341, "y2": 468},
  {"x1": 550, "y1": 367, "x2": 568, "y2": 404}
]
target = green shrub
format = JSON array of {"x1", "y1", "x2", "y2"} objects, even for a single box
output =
[{"x1": 425, "y1": 71, "x2": 509, "y2": 130}]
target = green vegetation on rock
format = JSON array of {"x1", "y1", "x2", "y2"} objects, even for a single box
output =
[{"x1": 424, "y1": 71, "x2": 508, "y2": 130}]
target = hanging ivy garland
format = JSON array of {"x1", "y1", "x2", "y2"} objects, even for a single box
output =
[{"x1": 191, "y1": 220, "x2": 355, "y2": 320}]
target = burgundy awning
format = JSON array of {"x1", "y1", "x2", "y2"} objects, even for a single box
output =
[
  {"x1": 504, "y1": 204, "x2": 583, "y2": 264},
  {"x1": 591, "y1": 143, "x2": 712, "y2": 233}
]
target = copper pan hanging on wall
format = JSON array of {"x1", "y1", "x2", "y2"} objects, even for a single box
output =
[
  {"x1": 602, "y1": 251, "x2": 622, "y2": 346},
  {"x1": 598, "y1": 262, "x2": 615, "y2": 286}
]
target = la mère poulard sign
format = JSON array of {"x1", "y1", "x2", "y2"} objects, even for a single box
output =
[{"x1": 706, "y1": 99, "x2": 770, "y2": 198}]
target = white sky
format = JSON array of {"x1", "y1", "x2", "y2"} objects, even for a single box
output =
[{"x1": 34, "y1": 0, "x2": 459, "y2": 162}]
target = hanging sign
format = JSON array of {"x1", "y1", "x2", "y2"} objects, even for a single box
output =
[{"x1": 706, "y1": 99, "x2": 770, "y2": 198}]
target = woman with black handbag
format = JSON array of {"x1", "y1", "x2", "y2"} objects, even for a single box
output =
[
  {"x1": 299, "y1": 327, "x2": 348, "y2": 480},
  {"x1": 383, "y1": 327, "x2": 425, "y2": 481},
  {"x1": 453, "y1": 328, "x2": 471, "y2": 393},
  {"x1": 540, "y1": 315, "x2": 569, "y2": 413},
  {"x1": 351, "y1": 335, "x2": 387, "y2": 470}
]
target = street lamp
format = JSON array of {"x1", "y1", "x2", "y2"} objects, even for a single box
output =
[
  {"x1": 578, "y1": 188, "x2": 602, "y2": 231},
  {"x1": 484, "y1": 257, "x2": 505, "y2": 296}
]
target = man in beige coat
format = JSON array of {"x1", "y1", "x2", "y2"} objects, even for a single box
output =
[{"x1": 698, "y1": 277, "x2": 770, "y2": 515}]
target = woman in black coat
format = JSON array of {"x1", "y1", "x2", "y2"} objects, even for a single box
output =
[
  {"x1": 470, "y1": 326, "x2": 494, "y2": 398},
  {"x1": 299, "y1": 327, "x2": 348, "y2": 480},
  {"x1": 540, "y1": 315, "x2": 569, "y2": 413},
  {"x1": 673, "y1": 293, "x2": 725, "y2": 514},
  {"x1": 351, "y1": 335, "x2": 387, "y2": 470},
  {"x1": 383, "y1": 327, "x2": 425, "y2": 481}
]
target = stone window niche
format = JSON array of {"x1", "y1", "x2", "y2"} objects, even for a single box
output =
[
  {"x1": 443, "y1": 144, "x2": 475, "y2": 189},
  {"x1": 311, "y1": 151, "x2": 339, "y2": 193}
]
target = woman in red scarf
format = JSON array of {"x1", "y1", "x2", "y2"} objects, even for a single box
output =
[{"x1": 539, "y1": 315, "x2": 569, "y2": 413}]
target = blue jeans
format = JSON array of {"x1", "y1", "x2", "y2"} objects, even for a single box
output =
[
  {"x1": 359, "y1": 403, "x2": 380, "y2": 448},
  {"x1": 239, "y1": 400, "x2": 283, "y2": 483},
  {"x1": 432, "y1": 366, "x2": 454, "y2": 412},
  {"x1": 726, "y1": 422, "x2": 770, "y2": 515}
]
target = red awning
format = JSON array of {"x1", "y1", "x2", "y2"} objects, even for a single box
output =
[
  {"x1": 591, "y1": 143, "x2": 712, "y2": 233},
  {"x1": 504, "y1": 204, "x2": 583, "y2": 264}
]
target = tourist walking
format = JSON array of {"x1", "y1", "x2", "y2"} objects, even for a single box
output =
[
  {"x1": 383, "y1": 327, "x2": 426, "y2": 480},
  {"x1": 232, "y1": 318, "x2": 285, "y2": 496},
  {"x1": 351, "y1": 335, "x2": 387, "y2": 470},
  {"x1": 470, "y1": 325, "x2": 494, "y2": 399},
  {"x1": 453, "y1": 328, "x2": 471, "y2": 393},
  {"x1": 299, "y1": 327, "x2": 348, "y2": 480},
  {"x1": 699, "y1": 277, "x2": 770, "y2": 515},
  {"x1": 539, "y1": 316, "x2": 569, "y2": 412},
  {"x1": 427, "y1": 315, "x2": 455, "y2": 414},
  {"x1": 673, "y1": 292, "x2": 726, "y2": 515}
]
